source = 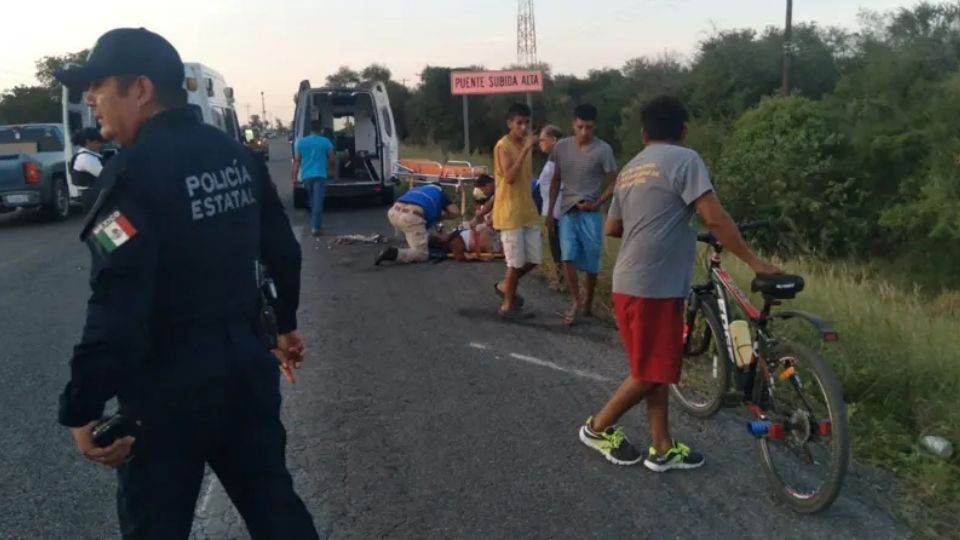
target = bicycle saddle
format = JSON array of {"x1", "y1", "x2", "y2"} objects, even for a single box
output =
[{"x1": 751, "y1": 274, "x2": 805, "y2": 299}]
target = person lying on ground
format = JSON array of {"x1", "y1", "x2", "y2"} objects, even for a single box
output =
[
  {"x1": 431, "y1": 222, "x2": 503, "y2": 261},
  {"x1": 376, "y1": 183, "x2": 460, "y2": 265}
]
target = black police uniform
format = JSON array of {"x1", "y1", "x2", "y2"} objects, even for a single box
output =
[{"x1": 58, "y1": 106, "x2": 319, "y2": 539}]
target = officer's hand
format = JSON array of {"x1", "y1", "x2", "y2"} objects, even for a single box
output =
[
  {"x1": 273, "y1": 331, "x2": 306, "y2": 384},
  {"x1": 70, "y1": 422, "x2": 135, "y2": 469},
  {"x1": 278, "y1": 331, "x2": 306, "y2": 367},
  {"x1": 273, "y1": 349, "x2": 297, "y2": 384}
]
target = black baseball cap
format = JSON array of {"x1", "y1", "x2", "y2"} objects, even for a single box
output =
[
  {"x1": 71, "y1": 127, "x2": 106, "y2": 146},
  {"x1": 54, "y1": 28, "x2": 184, "y2": 90}
]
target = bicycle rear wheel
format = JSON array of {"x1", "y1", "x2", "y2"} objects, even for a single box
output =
[
  {"x1": 670, "y1": 296, "x2": 729, "y2": 418},
  {"x1": 753, "y1": 340, "x2": 850, "y2": 514}
]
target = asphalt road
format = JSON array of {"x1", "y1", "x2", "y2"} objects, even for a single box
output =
[{"x1": 0, "y1": 138, "x2": 909, "y2": 539}]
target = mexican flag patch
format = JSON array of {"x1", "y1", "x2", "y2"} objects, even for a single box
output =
[{"x1": 92, "y1": 210, "x2": 137, "y2": 253}]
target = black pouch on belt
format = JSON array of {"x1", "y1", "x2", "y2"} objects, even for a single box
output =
[{"x1": 255, "y1": 261, "x2": 279, "y2": 349}]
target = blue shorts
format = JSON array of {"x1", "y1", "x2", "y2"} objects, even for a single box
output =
[{"x1": 558, "y1": 210, "x2": 603, "y2": 274}]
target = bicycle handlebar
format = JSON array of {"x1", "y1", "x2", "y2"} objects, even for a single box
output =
[{"x1": 697, "y1": 219, "x2": 771, "y2": 244}]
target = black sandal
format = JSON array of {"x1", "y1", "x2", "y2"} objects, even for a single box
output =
[
  {"x1": 498, "y1": 308, "x2": 534, "y2": 321},
  {"x1": 493, "y1": 282, "x2": 525, "y2": 308}
]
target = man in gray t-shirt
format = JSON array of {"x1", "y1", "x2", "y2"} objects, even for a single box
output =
[
  {"x1": 577, "y1": 96, "x2": 781, "y2": 472},
  {"x1": 546, "y1": 103, "x2": 618, "y2": 324},
  {"x1": 608, "y1": 144, "x2": 712, "y2": 298}
]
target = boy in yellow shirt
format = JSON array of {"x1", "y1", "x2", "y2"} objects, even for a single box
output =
[{"x1": 493, "y1": 103, "x2": 542, "y2": 319}]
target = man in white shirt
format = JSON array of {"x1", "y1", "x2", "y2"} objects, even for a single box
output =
[
  {"x1": 536, "y1": 125, "x2": 564, "y2": 280},
  {"x1": 70, "y1": 128, "x2": 106, "y2": 212}
]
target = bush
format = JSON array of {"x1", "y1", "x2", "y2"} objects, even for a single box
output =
[{"x1": 714, "y1": 96, "x2": 867, "y2": 256}]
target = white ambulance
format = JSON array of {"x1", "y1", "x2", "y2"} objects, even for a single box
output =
[{"x1": 291, "y1": 79, "x2": 399, "y2": 207}]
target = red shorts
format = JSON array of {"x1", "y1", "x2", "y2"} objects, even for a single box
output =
[{"x1": 612, "y1": 294, "x2": 684, "y2": 384}]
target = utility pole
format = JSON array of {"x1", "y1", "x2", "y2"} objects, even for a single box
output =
[
  {"x1": 260, "y1": 91, "x2": 267, "y2": 125},
  {"x1": 781, "y1": 0, "x2": 793, "y2": 97},
  {"x1": 244, "y1": 103, "x2": 251, "y2": 122}
]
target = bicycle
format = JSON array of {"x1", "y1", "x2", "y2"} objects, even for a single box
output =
[{"x1": 670, "y1": 221, "x2": 850, "y2": 514}]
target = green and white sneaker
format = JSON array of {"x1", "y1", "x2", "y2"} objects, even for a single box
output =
[
  {"x1": 643, "y1": 441, "x2": 705, "y2": 472},
  {"x1": 578, "y1": 417, "x2": 644, "y2": 466}
]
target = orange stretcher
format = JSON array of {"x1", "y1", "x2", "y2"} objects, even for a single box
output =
[
  {"x1": 394, "y1": 159, "x2": 490, "y2": 216},
  {"x1": 396, "y1": 159, "x2": 488, "y2": 181}
]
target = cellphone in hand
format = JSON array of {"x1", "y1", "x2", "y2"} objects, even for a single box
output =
[{"x1": 91, "y1": 414, "x2": 140, "y2": 447}]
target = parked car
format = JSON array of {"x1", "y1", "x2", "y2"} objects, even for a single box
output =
[{"x1": 0, "y1": 124, "x2": 71, "y2": 220}]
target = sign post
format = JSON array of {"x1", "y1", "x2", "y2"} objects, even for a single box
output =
[
  {"x1": 450, "y1": 69, "x2": 544, "y2": 156},
  {"x1": 462, "y1": 95, "x2": 469, "y2": 155}
]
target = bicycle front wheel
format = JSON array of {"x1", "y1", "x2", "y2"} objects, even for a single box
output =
[
  {"x1": 670, "y1": 296, "x2": 729, "y2": 418},
  {"x1": 754, "y1": 340, "x2": 850, "y2": 514}
]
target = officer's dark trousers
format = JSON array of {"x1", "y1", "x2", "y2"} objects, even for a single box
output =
[{"x1": 115, "y1": 324, "x2": 319, "y2": 539}]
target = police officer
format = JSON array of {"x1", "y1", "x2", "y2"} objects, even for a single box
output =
[{"x1": 54, "y1": 28, "x2": 319, "y2": 539}]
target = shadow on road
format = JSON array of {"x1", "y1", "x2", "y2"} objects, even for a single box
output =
[{"x1": 455, "y1": 307, "x2": 616, "y2": 346}]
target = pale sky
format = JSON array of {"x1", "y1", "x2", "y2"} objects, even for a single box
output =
[{"x1": 0, "y1": 0, "x2": 914, "y2": 124}]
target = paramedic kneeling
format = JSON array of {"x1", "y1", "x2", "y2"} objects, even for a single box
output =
[{"x1": 376, "y1": 183, "x2": 460, "y2": 265}]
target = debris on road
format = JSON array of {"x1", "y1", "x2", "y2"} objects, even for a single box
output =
[{"x1": 327, "y1": 233, "x2": 388, "y2": 247}]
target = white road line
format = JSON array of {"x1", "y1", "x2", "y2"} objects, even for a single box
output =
[
  {"x1": 468, "y1": 342, "x2": 490, "y2": 350},
  {"x1": 507, "y1": 353, "x2": 613, "y2": 382}
]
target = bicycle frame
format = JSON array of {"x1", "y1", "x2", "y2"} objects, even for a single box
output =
[
  {"x1": 696, "y1": 251, "x2": 769, "y2": 374},
  {"x1": 691, "y1": 250, "x2": 840, "y2": 365},
  {"x1": 687, "y1": 246, "x2": 841, "y2": 402}
]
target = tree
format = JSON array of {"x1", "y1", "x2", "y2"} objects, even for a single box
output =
[
  {"x1": 616, "y1": 54, "x2": 692, "y2": 158},
  {"x1": 0, "y1": 49, "x2": 90, "y2": 125},
  {"x1": 715, "y1": 97, "x2": 863, "y2": 256},
  {"x1": 384, "y1": 80, "x2": 412, "y2": 140},
  {"x1": 361, "y1": 64, "x2": 392, "y2": 82},
  {"x1": 405, "y1": 66, "x2": 481, "y2": 151},
  {"x1": 687, "y1": 25, "x2": 840, "y2": 121},
  {"x1": 0, "y1": 86, "x2": 60, "y2": 124},
  {"x1": 35, "y1": 50, "x2": 89, "y2": 94},
  {"x1": 326, "y1": 66, "x2": 361, "y2": 87}
]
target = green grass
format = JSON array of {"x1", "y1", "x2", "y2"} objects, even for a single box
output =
[
  {"x1": 399, "y1": 143, "x2": 493, "y2": 170},
  {"x1": 401, "y1": 144, "x2": 960, "y2": 519}
]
